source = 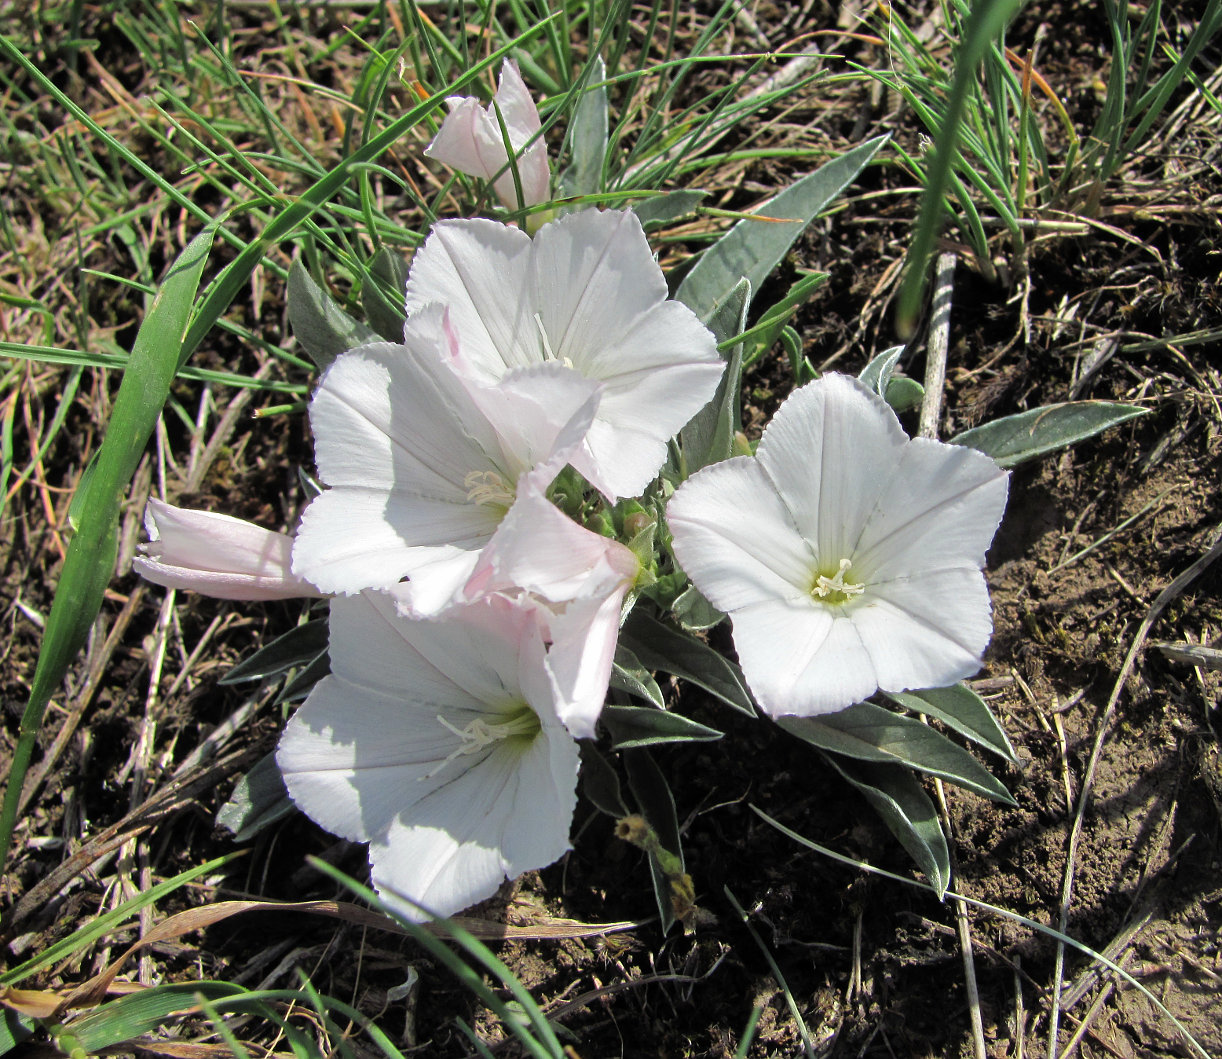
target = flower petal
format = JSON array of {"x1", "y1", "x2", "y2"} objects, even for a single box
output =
[
  {"x1": 370, "y1": 725, "x2": 577, "y2": 921},
  {"x1": 667, "y1": 456, "x2": 815, "y2": 612},
  {"x1": 404, "y1": 220, "x2": 537, "y2": 379},
  {"x1": 293, "y1": 484, "x2": 498, "y2": 595},
  {"x1": 851, "y1": 438, "x2": 1010, "y2": 580},
  {"x1": 850, "y1": 567, "x2": 994, "y2": 690},
  {"x1": 731, "y1": 599, "x2": 881, "y2": 717},
  {"x1": 462, "y1": 485, "x2": 639, "y2": 739},
  {"x1": 756, "y1": 373, "x2": 909, "y2": 565},
  {"x1": 466, "y1": 482, "x2": 638, "y2": 606},
  {"x1": 530, "y1": 211, "x2": 723, "y2": 497},
  {"x1": 406, "y1": 210, "x2": 722, "y2": 500}
]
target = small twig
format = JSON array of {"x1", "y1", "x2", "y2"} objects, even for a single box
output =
[
  {"x1": 1014, "y1": 955, "x2": 1026, "y2": 1059},
  {"x1": 919, "y1": 252, "x2": 957, "y2": 439},
  {"x1": 1047, "y1": 524, "x2": 1222, "y2": 1057},
  {"x1": 1056, "y1": 950, "x2": 1134, "y2": 1059}
]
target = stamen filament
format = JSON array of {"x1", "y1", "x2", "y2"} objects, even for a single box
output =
[
  {"x1": 464, "y1": 469, "x2": 515, "y2": 508},
  {"x1": 811, "y1": 557, "x2": 865, "y2": 603},
  {"x1": 423, "y1": 711, "x2": 540, "y2": 780}
]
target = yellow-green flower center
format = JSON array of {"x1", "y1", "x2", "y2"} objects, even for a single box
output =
[{"x1": 809, "y1": 558, "x2": 866, "y2": 607}]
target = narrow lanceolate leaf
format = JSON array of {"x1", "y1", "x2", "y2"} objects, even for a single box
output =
[
  {"x1": 602, "y1": 705, "x2": 724, "y2": 750},
  {"x1": 362, "y1": 247, "x2": 411, "y2": 343},
  {"x1": 858, "y1": 345, "x2": 905, "y2": 396},
  {"x1": 561, "y1": 55, "x2": 608, "y2": 196},
  {"x1": 0, "y1": 226, "x2": 216, "y2": 875},
  {"x1": 888, "y1": 684, "x2": 1016, "y2": 762},
  {"x1": 624, "y1": 749, "x2": 684, "y2": 934},
  {"x1": 220, "y1": 618, "x2": 329, "y2": 684},
  {"x1": 675, "y1": 133, "x2": 889, "y2": 320},
  {"x1": 610, "y1": 643, "x2": 665, "y2": 707},
  {"x1": 215, "y1": 752, "x2": 295, "y2": 842},
  {"x1": 580, "y1": 744, "x2": 629, "y2": 818},
  {"x1": 620, "y1": 610, "x2": 755, "y2": 717},
  {"x1": 678, "y1": 277, "x2": 749, "y2": 475},
  {"x1": 823, "y1": 756, "x2": 950, "y2": 897},
  {"x1": 287, "y1": 261, "x2": 379, "y2": 371},
  {"x1": 779, "y1": 703, "x2": 1015, "y2": 804},
  {"x1": 951, "y1": 401, "x2": 1146, "y2": 467}
]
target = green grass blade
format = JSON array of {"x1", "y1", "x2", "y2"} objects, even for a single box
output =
[
  {"x1": 179, "y1": 23, "x2": 556, "y2": 362},
  {"x1": 896, "y1": 0, "x2": 1023, "y2": 333},
  {"x1": 309, "y1": 861, "x2": 566, "y2": 1058},
  {"x1": 62, "y1": 983, "x2": 247, "y2": 1053},
  {"x1": 0, "y1": 224, "x2": 216, "y2": 875}
]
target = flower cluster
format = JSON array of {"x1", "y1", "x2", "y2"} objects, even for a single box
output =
[{"x1": 134, "y1": 64, "x2": 1009, "y2": 922}]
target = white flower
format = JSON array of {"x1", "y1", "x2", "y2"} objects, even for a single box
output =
[
  {"x1": 666, "y1": 373, "x2": 1010, "y2": 717},
  {"x1": 291, "y1": 304, "x2": 602, "y2": 615},
  {"x1": 134, "y1": 499, "x2": 323, "y2": 601},
  {"x1": 277, "y1": 591, "x2": 580, "y2": 921},
  {"x1": 403, "y1": 208, "x2": 724, "y2": 500},
  {"x1": 424, "y1": 60, "x2": 550, "y2": 211}
]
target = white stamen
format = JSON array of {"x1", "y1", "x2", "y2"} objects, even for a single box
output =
[
  {"x1": 812, "y1": 557, "x2": 865, "y2": 601},
  {"x1": 534, "y1": 312, "x2": 574, "y2": 369},
  {"x1": 464, "y1": 469, "x2": 514, "y2": 508},
  {"x1": 423, "y1": 712, "x2": 539, "y2": 780}
]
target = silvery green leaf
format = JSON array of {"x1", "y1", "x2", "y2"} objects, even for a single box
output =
[
  {"x1": 951, "y1": 401, "x2": 1146, "y2": 467},
  {"x1": 887, "y1": 683, "x2": 1016, "y2": 762},
  {"x1": 288, "y1": 261, "x2": 378, "y2": 370},
  {"x1": 362, "y1": 247, "x2": 409, "y2": 342},
  {"x1": 220, "y1": 619, "x2": 328, "y2": 685},
  {"x1": 671, "y1": 583, "x2": 725, "y2": 632},
  {"x1": 216, "y1": 752, "x2": 295, "y2": 842},
  {"x1": 620, "y1": 610, "x2": 755, "y2": 716},
  {"x1": 611, "y1": 643, "x2": 665, "y2": 707},
  {"x1": 858, "y1": 345, "x2": 905, "y2": 396},
  {"x1": 1153, "y1": 641, "x2": 1222, "y2": 670},
  {"x1": 559, "y1": 55, "x2": 607, "y2": 197},
  {"x1": 580, "y1": 744, "x2": 628, "y2": 817},
  {"x1": 632, "y1": 189, "x2": 707, "y2": 228},
  {"x1": 824, "y1": 756, "x2": 950, "y2": 897},
  {"x1": 675, "y1": 133, "x2": 889, "y2": 320},
  {"x1": 780, "y1": 702, "x2": 1014, "y2": 804},
  {"x1": 277, "y1": 650, "x2": 330, "y2": 704},
  {"x1": 602, "y1": 705, "x2": 723, "y2": 750},
  {"x1": 884, "y1": 375, "x2": 924, "y2": 412},
  {"x1": 678, "y1": 277, "x2": 749, "y2": 474},
  {"x1": 739, "y1": 271, "x2": 828, "y2": 359}
]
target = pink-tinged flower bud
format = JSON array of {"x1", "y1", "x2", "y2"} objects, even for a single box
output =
[
  {"x1": 133, "y1": 499, "x2": 323, "y2": 601},
  {"x1": 424, "y1": 60, "x2": 550, "y2": 211}
]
